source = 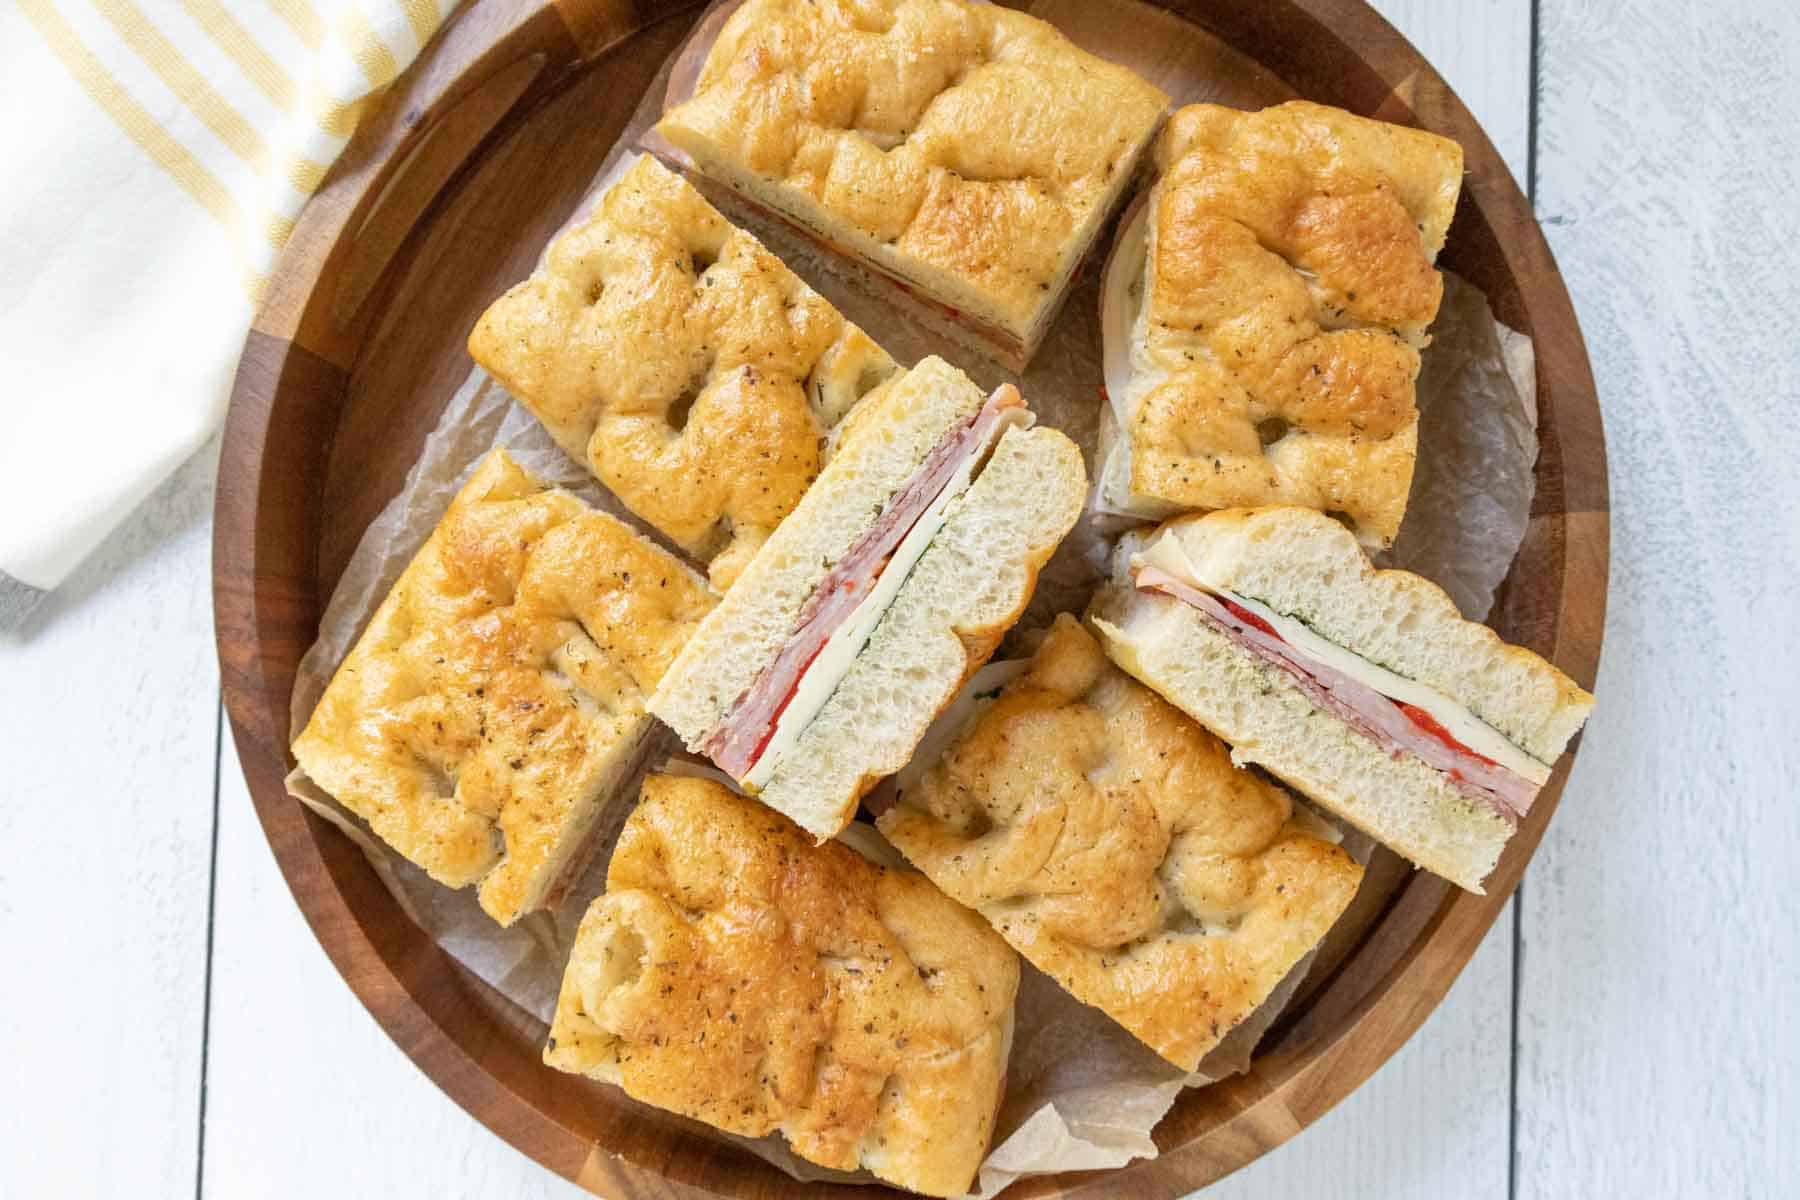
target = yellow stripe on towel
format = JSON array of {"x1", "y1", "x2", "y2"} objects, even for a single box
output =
[
  {"x1": 401, "y1": 0, "x2": 442, "y2": 49},
  {"x1": 268, "y1": 0, "x2": 324, "y2": 51},
  {"x1": 16, "y1": 0, "x2": 269, "y2": 299},
  {"x1": 91, "y1": 0, "x2": 333, "y2": 202},
  {"x1": 177, "y1": 0, "x2": 363, "y2": 142},
  {"x1": 337, "y1": 4, "x2": 402, "y2": 89},
  {"x1": 180, "y1": 0, "x2": 298, "y2": 115}
]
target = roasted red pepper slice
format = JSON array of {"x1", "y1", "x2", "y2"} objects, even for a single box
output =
[{"x1": 1395, "y1": 701, "x2": 1499, "y2": 768}]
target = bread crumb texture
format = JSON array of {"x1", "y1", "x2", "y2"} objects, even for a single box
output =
[
  {"x1": 658, "y1": 0, "x2": 1168, "y2": 333},
  {"x1": 1128, "y1": 101, "x2": 1464, "y2": 547}
]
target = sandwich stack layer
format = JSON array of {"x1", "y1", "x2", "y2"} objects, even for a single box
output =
[{"x1": 1090, "y1": 506, "x2": 1594, "y2": 892}]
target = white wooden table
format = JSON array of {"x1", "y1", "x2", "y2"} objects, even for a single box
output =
[{"x1": 5, "y1": 2, "x2": 1798, "y2": 1196}]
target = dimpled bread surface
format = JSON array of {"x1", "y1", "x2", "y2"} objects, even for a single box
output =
[
  {"x1": 546, "y1": 774, "x2": 1018, "y2": 1199},
  {"x1": 1117, "y1": 101, "x2": 1465, "y2": 547},
  {"x1": 656, "y1": 0, "x2": 1168, "y2": 342},
  {"x1": 291, "y1": 450, "x2": 716, "y2": 925},
  {"x1": 468, "y1": 155, "x2": 897, "y2": 589},
  {"x1": 879, "y1": 615, "x2": 1362, "y2": 1070}
]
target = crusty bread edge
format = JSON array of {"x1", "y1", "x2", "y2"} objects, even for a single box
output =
[
  {"x1": 656, "y1": 113, "x2": 1164, "y2": 370},
  {"x1": 647, "y1": 358, "x2": 988, "y2": 747}
]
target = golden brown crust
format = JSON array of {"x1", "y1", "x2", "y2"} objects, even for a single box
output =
[
  {"x1": 656, "y1": 0, "x2": 1168, "y2": 340},
  {"x1": 546, "y1": 775, "x2": 1018, "y2": 1198},
  {"x1": 878, "y1": 615, "x2": 1362, "y2": 1070},
  {"x1": 467, "y1": 156, "x2": 896, "y2": 590},
  {"x1": 291, "y1": 451, "x2": 716, "y2": 925},
  {"x1": 1122, "y1": 101, "x2": 1464, "y2": 547}
]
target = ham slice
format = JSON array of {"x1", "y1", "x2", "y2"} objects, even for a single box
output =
[
  {"x1": 1136, "y1": 566, "x2": 1537, "y2": 826},
  {"x1": 701, "y1": 387, "x2": 1027, "y2": 781}
]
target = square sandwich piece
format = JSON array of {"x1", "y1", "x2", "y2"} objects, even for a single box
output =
[
  {"x1": 1099, "y1": 101, "x2": 1465, "y2": 548},
  {"x1": 546, "y1": 773, "x2": 1019, "y2": 1199},
  {"x1": 291, "y1": 450, "x2": 716, "y2": 926},
  {"x1": 879, "y1": 615, "x2": 1362, "y2": 1071},
  {"x1": 468, "y1": 155, "x2": 897, "y2": 590},
  {"x1": 1089, "y1": 507, "x2": 1595, "y2": 893},
  {"x1": 654, "y1": 0, "x2": 1169, "y2": 370},
  {"x1": 649, "y1": 356, "x2": 1086, "y2": 841}
]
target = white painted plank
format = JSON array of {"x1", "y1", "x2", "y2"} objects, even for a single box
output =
[
  {"x1": 0, "y1": 443, "x2": 220, "y2": 1200},
  {"x1": 1371, "y1": 0, "x2": 1533, "y2": 181},
  {"x1": 1520, "y1": 1, "x2": 1800, "y2": 1195},
  {"x1": 199, "y1": 739, "x2": 588, "y2": 1200}
]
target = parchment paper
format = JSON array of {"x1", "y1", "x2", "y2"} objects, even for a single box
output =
[{"x1": 283, "y1": 2, "x2": 1540, "y2": 1193}]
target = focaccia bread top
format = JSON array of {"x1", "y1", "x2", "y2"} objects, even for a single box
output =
[
  {"x1": 546, "y1": 774, "x2": 1018, "y2": 1199},
  {"x1": 291, "y1": 450, "x2": 716, "y2": 926},
  {"x1": 1120, "y1": 101, "x2": 1464, "y2": 547},
  {"x1": 656, "y1": 0, "x2": 1168, "y2": 337},
  {"x1": 468, "y1": 155, "x2": 897, "y2": 590},
  {"x1": 878, "y1": 614, "x2": 1362, "y2": 1071}
]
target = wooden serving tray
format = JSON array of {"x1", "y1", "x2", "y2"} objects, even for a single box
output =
[{"x1": 212, "y1": 1, "x2": 1608, "y2": 1195}]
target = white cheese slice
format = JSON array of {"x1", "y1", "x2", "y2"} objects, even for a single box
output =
[
  {"x1": 743, "y1": 412, "x2": 1032, "y2": 791},
  {"x1": 1136, "y1": 532, "x2": 1553, "y2": 785}
]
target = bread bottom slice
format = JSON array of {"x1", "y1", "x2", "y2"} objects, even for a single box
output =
[
  {"x1": 1088, "y1": 583, "x2": 1513, "y2": 892},
  {"x1": 759, "y1": 423, "x2": 1086, "y2": 838}
]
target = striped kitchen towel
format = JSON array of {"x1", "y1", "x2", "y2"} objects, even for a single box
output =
[{"x1": 0, "y1": 0, "x2": 452, "y2": 628}]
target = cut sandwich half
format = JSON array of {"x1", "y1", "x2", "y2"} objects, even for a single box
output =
[
  {"x1": 649, "y1": 355, "x2": 1086, "y2": 839},
  {"x1": 1088, "y1": 506, "x2": 1594, "y2": 892},
  {"x1": 546, "y1": 773, "x2": 1018, "y2": 1198},
  {"x1": 878, "y1": 614, "x2": 1363, "y2": 1073}
]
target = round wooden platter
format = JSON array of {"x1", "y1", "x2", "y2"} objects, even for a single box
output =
[{"x1": 213, "y1": 1, "x2": 1608, "y2": 1196}]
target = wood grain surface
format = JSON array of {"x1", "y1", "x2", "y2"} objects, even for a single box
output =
[
  {"x1": 194, "y1": 11, "x2": 1538, "y2": 1195},
  {"x1": 16, "y1": 2, "x2": 1800, "y2": 1199}
]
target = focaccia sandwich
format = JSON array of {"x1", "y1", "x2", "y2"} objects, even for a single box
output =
[
  {"x1": 292, "y1": 449, "x2": 715, "y2": 925},
  {"x1": 546, "y1": 772, "x2": 1018, "y2": 1198},
  {"x1": 879, "y1": 614, "x2": 1362, "y2": 1070},
  {"x1": 654, "y1": 0, "x2": 1169, "y2": 369},
  {"x1": 1089, "y1": 506, "x2": 1595, "y2": 892},
  {"x1": 650, "y1": 355, "x2": 1085, "y2": 840},
  {"x1": 469, "y1": 154, "x2": 897, "y2": 590},
  {"x1": 1099, "y1": 101, "x2": 1465, "y2": 548}
]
